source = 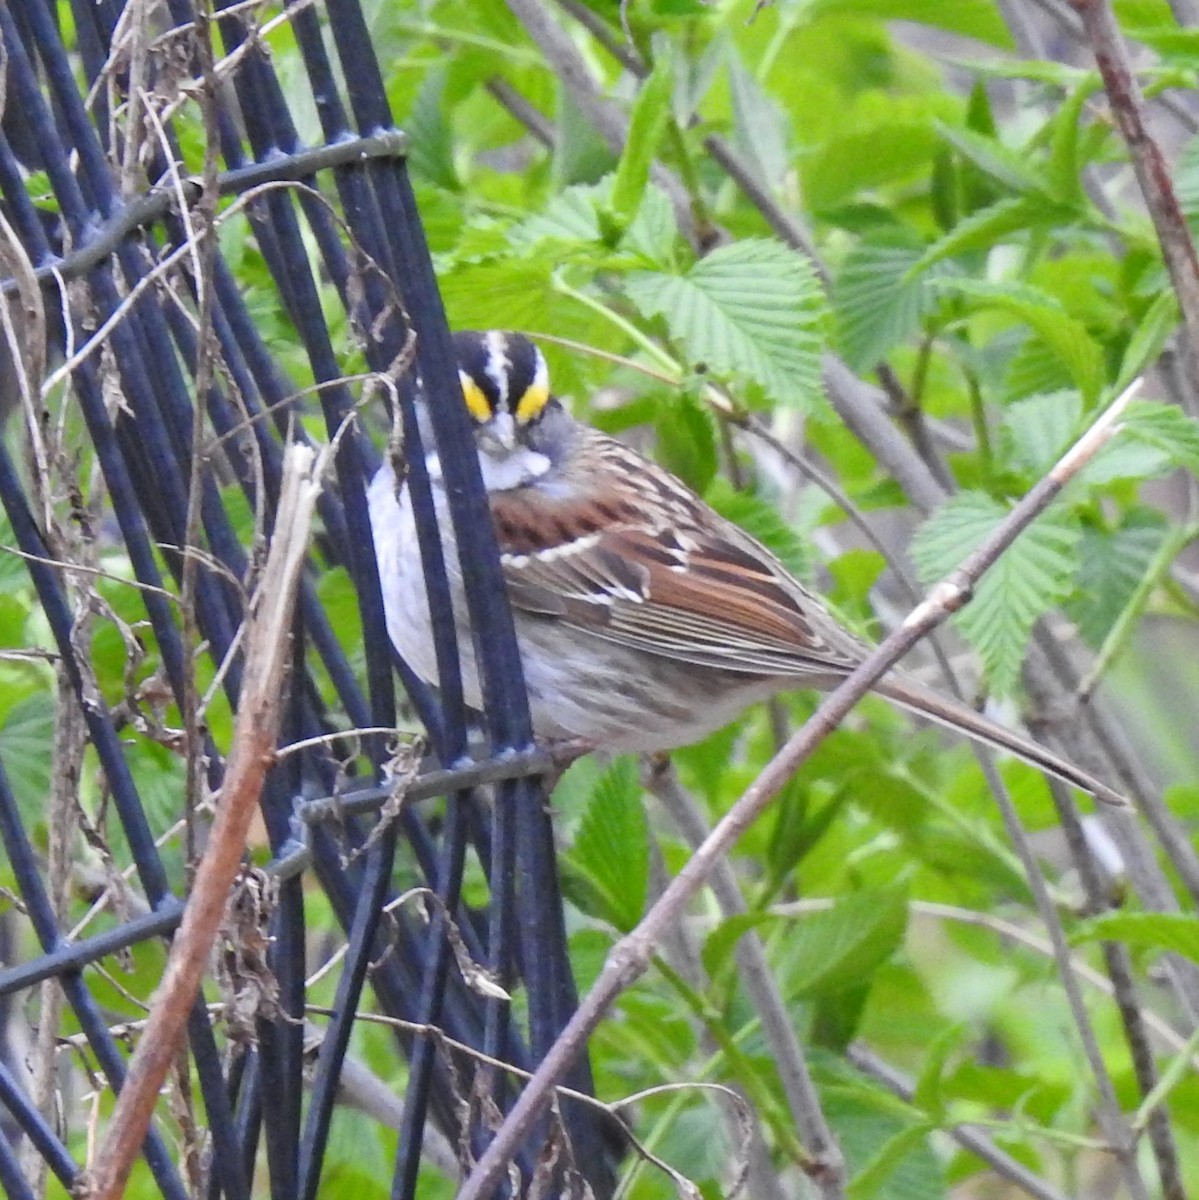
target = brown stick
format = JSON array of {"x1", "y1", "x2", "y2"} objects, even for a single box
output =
[{"x1": 81, "y1": 443, "x2": 325, "y2": 1200}]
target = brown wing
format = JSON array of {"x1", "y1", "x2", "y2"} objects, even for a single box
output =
[{"x1": 489, "y1": 462, "x2": 865, "y2": 680}]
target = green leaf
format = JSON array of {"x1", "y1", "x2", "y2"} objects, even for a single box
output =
[
  {"x1": 406, "y1": 69, "x2": 458, "y2": 191},
  {"x1": 728, "y1": 49, "x2": 790, "y2": 190},
  {"x1": 704, "y1": 477, "x2": 810, "y2": 579},
  {"x1": 910, "y1": 492, "x2": 1081, "y2": 695},
  {"x1": 1129, "y1": 25, "x2": 1199, "y2": 68},
  {"x1": 937, "y1": 277, "x2": 1105, "y2": 404},
  {"x1": 553, "y1": 89, "x2": 618, "y2": 187},
  {"x1": 626, "y1": 239, "x2": 827, "y2": 409},
  {"x1": 438, "y1": 255, "x2": 595, "y2": 340},
  {"x1": 804, "y1": 122, "x2": 940, "y2": 213},
  {"x1": 911, "y1": 1025, "x2": 969, "y2": 1122},
  {"x1": 654, "y1": 390, "x2": 717, "y2": 493},
  {"x1": 825, "y1": 1089, "x2": 946, "y2": 1200},
  {"x1": 912, "y1": 197, "x2": 1063, "y2": 275},
  {"x1": 0, "y1": 511, "x2": 28, "y2": 591},
  {"x1": 766, "y1": 779, "x2": 848, "y2": 888},
  {"x1": 622, "y1": 184, "x2": 678, "y2": 266},
  {"x1": 609, "y1": 53, "x2": 675, "y2": 229},
  {"x1": 1116, "y1": 399, "x2": 1199, "y2": 475},
  {"x1": 1071, "y1": 911, "x2": 1199, "y2": 962},
  {"x1": 1116, "y1": 291, "x2": 1179, "y2": 391},
  {"x1": 512, "y1": 184, "x2": 602, "y2": 249},
  {"x1": 1000, "y1": 390, "x2": 1082, "y2": 479},
  {"x1": 848, "y1": 1123, "x2": 938, "y2": 1200},
  {"x1": 934, "y1": 122, "x2": 1048, "y2": 197},
  {"x1": 565, "y1": 757, "x2": 649, "y2": 932},
  {"x1": 835, "y1": 236, "x2": 956, "y2": 371},
  {"x1": 702, "y1": 887, "x2": 908, "y2": 999},
  {"x1": 809, "y1": 0, "x2": 1011, "y2": 47},
  {"x1": 1046, "y1": 78, "x2": 1102, "y2": 206},
  {"x1": 1173, "y1": 132, "x2": 1199, "y2": 225},
  {"x1": 1066, "y1": 512, "x2": 1166, "y2": 647},
  {"x1": 0, "y1": 692, "x2": 54, "y2": 821},
  {"x1": 1004, "y1": 334, "x2": 1077, "y2": 402}
]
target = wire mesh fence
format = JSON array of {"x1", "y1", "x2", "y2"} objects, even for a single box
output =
[{"x1": 0, "y1": 0, "x2": 610, "y2": 1195}]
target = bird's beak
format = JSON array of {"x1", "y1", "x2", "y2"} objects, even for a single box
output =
[{"x1": 483, "y1": 411, "x2": 517, "y2": 452}]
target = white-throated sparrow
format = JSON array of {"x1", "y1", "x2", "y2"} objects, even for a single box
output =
[{"x1": 368, "y1": 331, "x2": 1117, "y2": 803}]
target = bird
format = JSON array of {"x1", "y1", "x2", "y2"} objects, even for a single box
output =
[{"x1": 368, "y1": 330, "x2": 1122, "y2": 807}]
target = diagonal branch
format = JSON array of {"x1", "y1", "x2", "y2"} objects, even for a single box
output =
[{"x1": 457, "y1": 385, "x2": 1139, "y2": 1200}]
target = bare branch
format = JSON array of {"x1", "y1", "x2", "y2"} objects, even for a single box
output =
[
  {"x1": 456, "y1": 385, "x2": 1138, "y2": 1200},
  {"x1": 1071, "y1": 0, "x2": 1199, "y2": 396},
  {"x1": 80, "y1": 444, "x2": 324, "y2": 1200}
]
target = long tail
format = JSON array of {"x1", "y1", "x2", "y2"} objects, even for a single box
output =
[{"x1": 873, "y1": 674, "x2": 1127, "y2": 808}]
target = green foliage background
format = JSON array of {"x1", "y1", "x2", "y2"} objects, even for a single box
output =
[{"x1": 7, "y1": 0, "x2": 1199, "y2": 1197}]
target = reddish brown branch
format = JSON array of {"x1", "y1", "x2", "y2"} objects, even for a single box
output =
[
  {"x1": 1071, "y1": 0, "x2": 1199, "y2": 396},
  {"x1": 81, "y1": 445, "x2": 323, "y2": 1200}
]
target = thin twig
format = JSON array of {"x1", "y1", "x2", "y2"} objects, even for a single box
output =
[
  {"x1": 456, "y1": 385, "x2": 1137, "y2": 1200},
  {"x1": 502, "y1": 0, "x2": 697, "y2": 242},
  {"x1": 847, "y1": 1046, "x2": 1071, "y2": 1200}
]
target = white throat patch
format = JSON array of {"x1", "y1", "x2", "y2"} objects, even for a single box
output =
[{"x1": 478, "y1": 445, "x2": 551, "y2": 491}]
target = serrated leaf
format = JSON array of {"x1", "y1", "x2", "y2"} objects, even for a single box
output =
[
  {"x1": 910, "y1": 492, "x2": 1081, "y2": 695},
  {"x1": 626, "y1": 239, "x2": 827, "y2": 409},
  {"x1": 704, "y1": 477, "x2": 809, "y2": 579},
  {"x1": 622, "y1": 184, "x2": 678, "y2": 265},
  {"x1": 512, "y1": 184, "x2": 602, "y2": 249},
  {"x1": 565, "y1": 757, "x2": 648, "y2": 932},
  {"x1": 911, "y1": 197, "x2": 1063, "y2": 275},
  {"x1": 1000, "y1": 391, "x2": 1082, "y2": 479},
  {"x1": 1071, "y1": 911, "x2": 1199, "y2": 962},
  {"x1": 934, "y1": 122, "x2": 1048, "y2": 197},
  {"x1": 0, "y1": 692, "x2": 54, "y2": 821},
  {"x1": 1116, "y1": 291, "x2": 1179, "y2": 390},
  {"x1": 1004, "y1": 334, "x2": 1077, "y2": 402},
  {"x1": 847, "y1": 1123, "x2": 938, "y2": 1200},
  {"x1": 835, "y1": 237, "x2": 956, "y2": 371},
  {"x1": 610, "y1": 55, "x2": 674, "y2": 228},
  {"x1": 406, "y1": 69, "x2": 458, "y2": 191},
  {"x1": 1115, "y1": 400, "x2": 1199, "y2": 475},
  {"x1": 728, "y1": 49, "x2": 790, "y2": 190},
  {"x1": 702, "y1": 887, "x2": 908, "y2": 998},
  {"x1": 1046, "y1": 78, "x2": 1101, "y2": 206},
  {"x1": 655, "y1": 391, "x2": 717, "y2": 493},
  {"x1": 1066, "y1": 512, "x2": 1166, "y2": 646},
  {"x1": 938, "y1": 277, "x2": 1105, "y2": 403}
]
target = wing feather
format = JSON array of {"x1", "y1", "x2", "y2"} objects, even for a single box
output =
[{"x1": 490, "y1": 477, "x2": 864, "y2": 679}]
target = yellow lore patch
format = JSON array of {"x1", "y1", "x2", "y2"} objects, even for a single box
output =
[
  {"x1": 514, "y1": 382, "x2": 549, "y2": 425},
  {"x1": 459, "y1": 372, "x2": 492, "y2": 424}
]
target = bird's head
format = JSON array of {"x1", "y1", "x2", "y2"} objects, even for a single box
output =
[{"x1": 451, "y1": 330, "x2": 561, "y2": 490}]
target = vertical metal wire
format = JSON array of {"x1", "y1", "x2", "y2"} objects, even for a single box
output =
[{"x1": 0, "y1": 0, "x2": 610, "y2": 1192}]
